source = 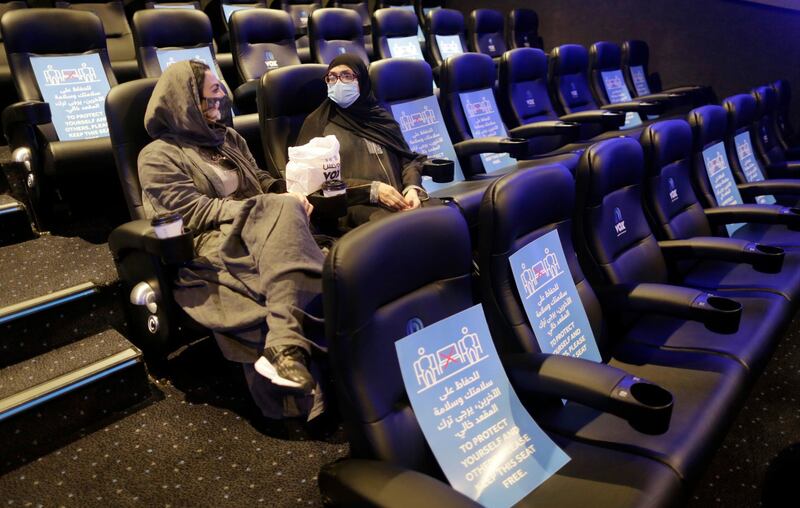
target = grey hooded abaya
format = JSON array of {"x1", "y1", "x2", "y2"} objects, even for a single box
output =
[{"x1": 137, "y1": 61, "x2": 325, "y2": 419}]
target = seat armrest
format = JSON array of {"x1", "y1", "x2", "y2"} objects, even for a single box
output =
[
  {"x1": 559, "y1": 110, "x2": 625, "y2": 130},
  {"x1": 598, "y1": 283, "x2": 742, "y2": 334},
  {"x1": 2, "y1": 101, "x2": 52, "y2": 131},
  {"x1": 600, "y1": 100, "x2": 663, "y2": 115},
  {"x1": 765, "y1": 161, "x2": 800, "y2": 179},
  {"x1": 453, "y1": 136, "x2": 529, "y2": 160},
  {"x1": 739, "y1": 179, "x2": 800, "y2": 198},
  {"x1": 704, "y1": 204, "x2": 800, "y2": 229},
  {"x1": 319, "y1": 459, "x2": 480, "y2": 508},
  {"x1": 109, "y1": 219, "x2": 195, "y2": 265},
  {"x1": 503, "y1": 353, "x2": 673, "y2": 435},
  {"x1": 633, "y1": 92, "x2": 682, "y2": 103},
  {"x1": 507, "y1": 120, "x2": 580, "y2": 140},
  {"x1": 658, "y1": 237, "x2": 784, "y2": 273}
]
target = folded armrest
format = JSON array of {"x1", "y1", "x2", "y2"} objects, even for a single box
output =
[
  {"x1": 738, "y1": 179, "x2": 800, "y2": 198},
  {"x1": 108, "y1": 219, "x2": 195, "y2": 265},
  {"x1": 453, "y1": 136, "x2": 529, "y2": 160},
  {"x1": 507, "y1": 120, "x2": 580, "y2": 140},
  {"x1": 503, "y1": 352, "x2": 673, "y2": 435},
  {"x1": 600, "y1": 100, "x2": 663, "y2": 115},
  {"x1": 2, "y1": 101, "x2": 51, "y2": 129},
  {"x1": 598, "y1": 283, "x2": 742, "y2": 334},
  {"x1": 704, "y1": 204, "x2": 800, "y2": 229},
  {"x1": 319, "y1": 459, "x2": 480, "y2": 508},
  {"x1": 658, "y1": 237, "x2": 784, "y2": 273},
  {"x1": 559, "y1": 110, "x2": 626, "y2": 130}
]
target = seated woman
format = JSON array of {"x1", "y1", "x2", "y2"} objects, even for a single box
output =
[
  {"x1": 297, "y1": 53, "x2": 430, "y2": 225},
  {"x1": 138, "y1": 60, "x2": 326, "y2": 422}
]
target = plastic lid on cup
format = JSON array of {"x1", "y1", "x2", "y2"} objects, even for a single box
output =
[{"x1": 151, "y1": 212, "x2": 183, "y2": 227}]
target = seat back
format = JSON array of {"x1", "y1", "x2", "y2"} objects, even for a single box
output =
[
  {"x1": 589, "y1": 41, "x2": 643, "y2": 129},
  {"x1": 229, "y1": 8, "x2": 300, "y2": 82},
  {"x1": 372, "y1": 7, "x2": 424, "y2": 61},
  {"x1": 621, "y1": 39, "x2": 656, "y2": 97},
  {"x1": 323, "y1": 204, "x2": 473, "y2": 468},
  {"x1": 639, "y1": 119, "x2": 714, "y2": 241},
  {"x1": 55, "y1": 0, "x2": 136, "y2": 64},
  {"x1": 3, "y1": 8, "x2": 118, "y2": 141},
  {"x1": 440, "y1": 52, "x2": 516, "y2": 177},
  {"x1": 722, "y1": 93, "x2": 775, "y2": 205},
  {"x1": 257, "y1": 63, "x2": 327, "y2": 173},
  {"x1": 415, "y1": 0, "x2": 442, "y2": 27},
  {"x1": 308, "y1": 7, "x2": 369, "y2": 64},
  {"x1": 548, "y1": 44, "x2": 599, "y2": 115},
  {"x1": 772, "y1": 79, "x2": 795, "y2": 146},
  {"x1": 574, "y1": 137, "x2": 670, "y2": 287},
  {"x1": 468, "y1": 8, "x2": 505, "y2": 58},
  {"x1": 506, "y1": 8, "x2": 542, "y2": 50},
  {"x1": 220, "y1": 0, "x2": 266, "y2": 30},
  {"x1": 478, "y1": 165, "x2": 612, "y2": 357},
  {"x1": 751, "y1": 85, "x2": 786, "y2": 167},
  {"x1": 105, "y1": 78, "x2": 158, "y2": 219},
  {"x1": 0, "y1": 1, "x2": 26, "y2": 69},
  {"x1": 331, "y1": 0, "x2": 370, "y2": 31},
  {"x1": 426, "y1": 8, "x2": 466, "y2": 68}
]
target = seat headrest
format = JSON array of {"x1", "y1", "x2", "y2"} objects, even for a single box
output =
[
  {"x1": 259, "y1": 63, "x2": 327, "y2": 117},
  {"x1": 373, "y1": 7, "x2": 417, "y2": 37},
  {"x1": 500, "y1": 47, "x2": 547, "y2": 84},
  {"x1": 370, "y1": 58, "x2": 433, "y2": 103},
  {"x1": 133, "y1": 9, "x2": 213, "y2": 47},
  {"x1": 640, "y1": 119, "x2": 693, "y2": 174},
  {"x1": 590, "y1": 41, "x2": 621, "y2": 71},
  {"x1": 440, "y1": 52, "x2": 495, "y2": 94},
  {"x1": 688, "y1": 105, "x2": 727, "y2": 149},
  {"x1": 3, "y1": 8, "x2": 106, "y2": 54},
  {"x1": 509, "y1": 8, "x2": 538, "y2": 30},
  {"x1": 722, "y1": 94, "x2": 757, "y2": 130},
  {"x1": 752, "y1": 85, "x2": 777, "y2": 114},
  {"x1": 231, "y1": 8, "x2": 294, "y2": 43},
  {"x1": 484, "y1": 165, "x2": 575, "y2": 249},
  {"x1": 550, "y1": 44, "x2": 588, "y2": 76},
  {"x1": 621, "y1": 39, "x2": 648, "y2": 67},
  {"x1": 471, "y1": 8, "x2": 503, "y2": 34},
  {"x1": 310, "y1": 7, "x2": 362, "y2": 39},
  {"x1": 577, "y1": 137, "x2": 644, "y2": 205},
  {"x1": 772, "y1": 79, "x2": 790, "y2": 108},
  {"x1": 429, "y1": 8, "x2": 464, "y2": 35}
]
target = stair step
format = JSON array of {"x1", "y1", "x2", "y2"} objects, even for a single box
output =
[
  {"x1": 0, "y1": 329, "x2": 151, "y2": 472},
  {"x1": 0, "y1": 281, "x2": 98, "y2": 326},
  {"x1": 0, "y1": 194, "x2": 34, "y2": 246}
]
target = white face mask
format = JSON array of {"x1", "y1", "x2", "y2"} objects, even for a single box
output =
[{"x1": 328, "y1": 81, "x2": 360, "y2": 108}]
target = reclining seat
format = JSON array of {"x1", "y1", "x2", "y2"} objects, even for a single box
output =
[
  {"x1": 54, "y1": 0, "x2": 140, "y2": 83},
  {"x1": 468, "y1": 8, "x2": 506, "y2": 62},
  {"x1": 326, "y1": 0, "x2": 372, "y2": 57},
  {"x1": 376, "y1": 0, "x2": 425, "y2": 48},
  {"x1": 478, "y1": 164, "x2": 750, "y2": 486},
  {"x1": 268, "y1": 0, "x2": 319, "y2": 63},
  {"x1": 771, "y1": 79, "x2": 798, "y2": 149},
  {"x1": 229, "y1": 8, "x2": 300, "y2": 112},
  {"x1": 307, "y1": 7, "x2": 369, "y2": 65},
  {"x1": 439, "y1": 52, "x2": 582, "y2": 179},
  {"x1": 320, "y1": 204, "x2": 684, "y2": 508},
  {"x1": 0, "y1": 1, "x2": 25, "y2": 110},
  {"x1": 425, "y1": 8, "x2": 468, "y2": 72},
  {"x1": 639, "y1": 118, "x2": 800, "y2": 302},
  {"x1": 2, "y1": 8, "x2": 123, "y2": 226},
  {"x1": 131, "y1": 9, "x2": 265, "y2": 163},
  {"x1": 372, "y1": 7, "x2": 425, "y2": 61},
  {"x1": 688, "y1": 104, "x2": 800, "y2": 250},
  {"x1": 621, "y1": 39, "x2": 713, "y2": 106},
  {"x1": 751, "y1": 85, "x2": 800, "y2": 173},
  {"x1": 573, "y1": 136, "x2": 792, "y2": 374},
  {"x1": 497, "y1": 47, "x2": 626, "y2": 156},
  {"x1": 548, "y1": 44, "x2": 661, "y2": 138},
  {"x1": 506, "y1": 7, "x2": 543, "y2": 50}
]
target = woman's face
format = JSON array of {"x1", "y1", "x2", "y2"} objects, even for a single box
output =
[
  {"x1": 327, "y1": 64, "x2": 360, "y2": 93},
  {"x1": 200, "y1": 70, "x2": 226, "y2": 123}
]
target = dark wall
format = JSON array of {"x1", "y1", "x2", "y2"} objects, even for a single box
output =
[{"x1": 454, "y1": 0, "x2": 800, "y2": 120}]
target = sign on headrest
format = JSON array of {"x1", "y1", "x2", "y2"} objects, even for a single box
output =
[
  {"x1": 30, "y1": 53, "x2": 111, "y2": 141},
  {"x1": 396, "y1": 304, "x2": 571, "y2": 508},
  {"x1": 222, "y1": 3, "x2": 254, "y2": 22},
  {"x1": 391, "y1": 95, "x2": 465, "y2": 193},
  {"x1": 629, "y1": 65, "x2": 651, "y2": 96},
  {"x1": 387, "y1": 35, "x2": 425, "y2": 60},
  {"x1": 600, "y1": 69, "x2": 643, "y2": 130},
  {"x1": 734, "y1": 131, "x2": 776, "y2": 205},
  {"x1": 156, "y1": 46, "x2": 219, "y2": 78},
  {"x1": 394, "y1": 5, "x2": 425, "y2": 43},
  {"x1": 435, "y1": 34, "x2": 464, "y2": 61},
  {"x1": 509, "y1": 229, "x2": 602, "y2": 363},
  {"x1": 153, "y1": 3, "x2": 197, "y2": 9},
  {"x1": 702, "y1": 141, "x2": 746, "y2": 236},
  {"x1": 459, "y1": 89, "x2": 517, "y2": 173}
]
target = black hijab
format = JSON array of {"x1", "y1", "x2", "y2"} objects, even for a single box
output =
[{"x1": 296, "y1": 53, "x2": 419, "y2": 161}]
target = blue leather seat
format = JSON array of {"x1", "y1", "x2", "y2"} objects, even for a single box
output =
[
  {"x1": 371, "y1": 6, "x2": 423, "y2": 61},
  {"x1": 308, "y1": 7, "x2": 369, "y2": 65},
  {"x1": 506, "y1": 8, "x2": 543, "y2": 50},
  {"x1": 267, "y1": 0, "x2": 319, "y2": 63},
  {"x1": 468, "y1": 8, "x2": 505, "y2": 60},
  {"x1": 750, "y1": 85, "x2": 800, "y2": 173},
  {"x1": 425, "y1": 8, "x2": 468, "y2": 70}
]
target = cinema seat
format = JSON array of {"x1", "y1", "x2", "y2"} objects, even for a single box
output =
[
  {"x1": 751, "y1": 85, "x2": 800, "y2": 172},
  {"x1": 308, "y1": 7, "x2": 369, "y2": 65},
  {"x1": 506, "y1": 8, "x2": 543, "y2": 50},
  {"x1": 426, "y1": 8, "x2": 468, "y2": 70},
  {"x1": 771, "y1": 79, "x2": 798, "y2": 149},
  {"x1": 468, "y1": 8, "x2": 505, "y2": 61},
  {"x1": 371, "y1": 7, "x2": 424, "y2": 61},
  {"x1": 0, "y1": 1, "x2": 24, "y2": 112},
  {"x1": 479, "y1": 164, "x2": 750, "y2": 484},
  {"x1": 268, "y1": 0, "x2": 319, "y2": 62},
  {"x1": 320, "y1": 204, "x2": 684, "y2": 508},
  {"x1": 574, "y1": 137, "x2": 791, "y2": 375}
]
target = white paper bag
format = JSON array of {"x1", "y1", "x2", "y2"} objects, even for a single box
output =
[{"x1": 285, "y1": 135, "x2": 342, "y2": 194}]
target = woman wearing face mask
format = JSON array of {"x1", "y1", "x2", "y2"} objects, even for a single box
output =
[
  {"x1": 297, "y1": 53, "x2": 429, "y2": 225},
  {"x1": 137, "y1": 60, "x2": 328, "y2": 423}
]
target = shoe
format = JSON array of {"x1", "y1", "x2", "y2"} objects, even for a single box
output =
[{"x1": 255, "y1": 346, "x2": 315, "y2": 394}]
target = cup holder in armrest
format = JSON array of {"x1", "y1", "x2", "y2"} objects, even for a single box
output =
[
  {"x1": 783, "y1": 207, "x2": 800, "y2": 231},
  {"x1": 611, "y1": 375, "x2": 673, "y2": 435},
  {"x1": 422, "y1": 158, "x2": 455, "y2": 183},
  {"x1": 749, "y1": 243, "x2": 785, "y2": 273},
  {"x1": 143, "y1": 227, "x2": 195, "y2": 265},
  {"x1": 693, "y1": 294, "x2": 743, "y2": 334},
  {"x1": 499, "y1": 137, "x2": 529, "y2": 159}
]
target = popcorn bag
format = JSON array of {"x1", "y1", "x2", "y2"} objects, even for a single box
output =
[{"x1": 285, "y1": 135, "x2": 342, "y2": 195}]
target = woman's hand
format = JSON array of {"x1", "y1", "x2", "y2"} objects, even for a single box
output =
[
  {"x1": 288, "y1": 192, "x2": 314, "y2": 217},
  {"x1": 403, "y1": 188, "x2": 421, "y2": 210},
  {"x1": 377, "y1": 183, "x2": 409, "y2": 211}
]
